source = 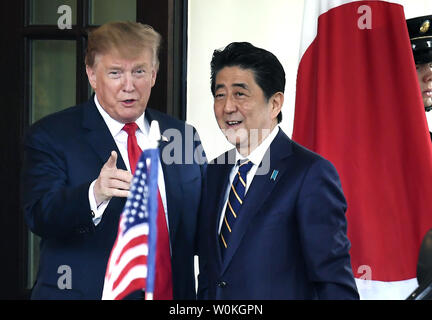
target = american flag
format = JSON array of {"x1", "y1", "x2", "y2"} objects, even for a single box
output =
[{"x1": 102, "y1": 148, "x2": 159, "y2": 300}]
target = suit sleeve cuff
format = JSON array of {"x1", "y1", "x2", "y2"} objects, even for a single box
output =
[{"x1": 89, "y1": 180, "x2": 109, "y2": 226}]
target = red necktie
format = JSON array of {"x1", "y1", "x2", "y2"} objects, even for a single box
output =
[{"x1": 122, "y1": 123, "x2": 173, "y2": 300}]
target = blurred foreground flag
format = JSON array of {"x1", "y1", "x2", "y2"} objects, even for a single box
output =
[
  {"x1": 293, "y1": 0, "x2": 432, "y2": 299},
  {"x1": 102, "y1": 148, "x2": 159, "y2": 300}
]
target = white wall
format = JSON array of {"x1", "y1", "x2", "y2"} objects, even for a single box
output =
[
  {"x1": 187, "y1": 0, "x2": 432, "y2": 161},
  {"x1": 186, "y1": 0, "x2": 304, "y2": 160},
  {"x1": 401, "y1": 0, "x2": 432, "y2": 18}
]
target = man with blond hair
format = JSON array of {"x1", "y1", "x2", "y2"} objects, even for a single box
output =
[{"x1": 21, "y1": 21, "x2": 205, "y2": 300}]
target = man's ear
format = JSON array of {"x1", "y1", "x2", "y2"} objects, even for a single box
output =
[
  {"x1": 270, "y1": 92, "x2": 284, "y2": 121},
  {"x1": 86, "y1": 65, "x2": 97, "y2": 91}
]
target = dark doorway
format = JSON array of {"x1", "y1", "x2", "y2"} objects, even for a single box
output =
[{"x1": 0, "y1": 0, "x2": 187, "y2": 299}]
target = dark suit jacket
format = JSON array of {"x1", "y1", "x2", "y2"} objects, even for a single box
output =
[
  {"x1": 21, "y1": 98, "x2": 205, "y2": 299},
  {"x1": 197, "y1": 129, "x2": 358, "y2": 300}
]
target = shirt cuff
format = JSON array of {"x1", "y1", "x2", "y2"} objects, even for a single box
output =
[{"x1": 89, "y1": 180, "x2": 109, "y2": 226}]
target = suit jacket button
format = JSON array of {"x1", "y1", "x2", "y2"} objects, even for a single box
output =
[{"x1": 218, "y1": 281, "x2": 227, "y2": 288}]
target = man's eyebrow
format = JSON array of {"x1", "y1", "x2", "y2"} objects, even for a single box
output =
[
  {"x1": 232, "y1": 83, "x2": 249, "y2": 90},
  {"x1": 106, "y1": 63, "x2": 149, "y2": 70},
  {"x1": 133, "y1": 63, "x2": 150, "y2": 69},
  {"x1": 215, "y1": 83, "x2": 249, "y2": 90},
  {"x1": 215, "y1": 83, "x2": 226, "y2": 91},
  {"x1": 107, "y1": 64, "x2": 122, "y2": 69}
]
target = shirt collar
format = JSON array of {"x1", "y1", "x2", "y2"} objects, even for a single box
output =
[
  {"x1": 235, "y1": 125, "x2": 280, "y2": 167},
  {"x1": 94, "y1": 94, "x2": 148, "y2": 137}
]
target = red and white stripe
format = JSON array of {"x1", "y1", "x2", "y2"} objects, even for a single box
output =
[{"x1": 102, "y1": 218, "x2": 150, "y2": 300}]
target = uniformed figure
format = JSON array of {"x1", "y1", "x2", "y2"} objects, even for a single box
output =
[
  {"x1": 407, "y1": 15, "x2": 432, "y2": 295},
  {"x1": 407, "y1": 16, "x2": 432, "y2": 115}
]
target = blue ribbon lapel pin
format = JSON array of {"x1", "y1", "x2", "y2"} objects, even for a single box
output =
[{"x1": 270, "y1": 170, "x2": 279, "y2": 181}]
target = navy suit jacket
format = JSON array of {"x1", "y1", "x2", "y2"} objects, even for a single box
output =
[
  {"x1": 197, "y1": 129, "x2": 358, "y2": 300},
  {"x1": 21, "y1": 98, "x2": 205, "y2": 299}
]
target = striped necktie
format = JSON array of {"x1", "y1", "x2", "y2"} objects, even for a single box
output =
[{"x1": 219, "y1": 159, "x2": 254, "y2": 258}]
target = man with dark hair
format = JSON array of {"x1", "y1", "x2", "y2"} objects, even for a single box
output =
[
  {"x1": 197, "y1": 42, "x2": 358, "y2": 299},
  {"x1": 210, "y1": 42, "x2": 284, "y2": 123},
  {"x1": 21, "y1": 21, "x2": 205, "y2": 300}
]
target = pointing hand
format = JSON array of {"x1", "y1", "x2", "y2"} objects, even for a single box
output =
[{"x1": 94, "y1": 151, "x2": 133, "y2": 206}]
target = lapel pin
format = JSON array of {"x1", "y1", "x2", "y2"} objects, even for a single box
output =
[{"x1": 270, "y1": 170, "x2": 279, "y2": 181}]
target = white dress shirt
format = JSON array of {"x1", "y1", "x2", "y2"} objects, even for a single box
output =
[
  {"x1": 89, "y1": 95, "x2": 168, "y2": 226},
  {"x1": 218, "y1": 126, "x2": 280, "y2": 232}
]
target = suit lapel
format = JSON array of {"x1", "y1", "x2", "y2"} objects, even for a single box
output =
[
  {"x1": 81, "y1": 98, "x2": 128, "y2": 220},
  {"x1": 81, "y1": 98, "x2": 127, "y2": 171},
  {"x1": 220, "y1": 130, "x2": 293, "y2": 274}
]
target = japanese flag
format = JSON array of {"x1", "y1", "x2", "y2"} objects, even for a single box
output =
[{"x1": 293, "y1": 0, "x2": 432, "y2": 299}]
